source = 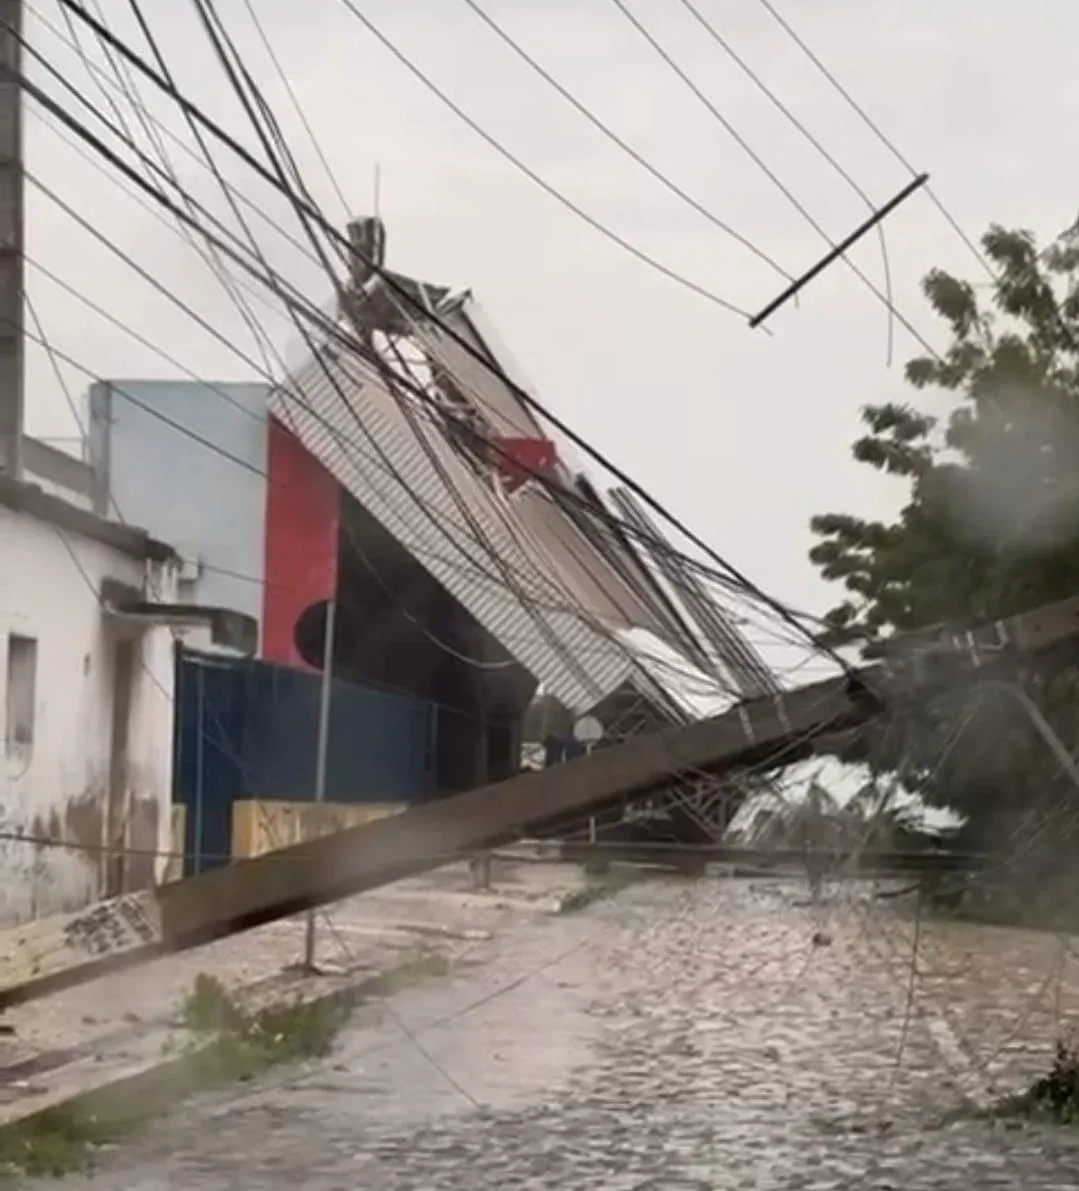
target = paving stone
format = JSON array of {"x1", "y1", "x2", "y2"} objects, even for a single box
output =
[{"x1": 24, "y1": 876, "x2": 1079, "y2": 1189}]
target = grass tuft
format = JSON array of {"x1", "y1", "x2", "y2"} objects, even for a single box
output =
[{"x1": 0, "y1": 952, "x2": 452, "y2": 1178}]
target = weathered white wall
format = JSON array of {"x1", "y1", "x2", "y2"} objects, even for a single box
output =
[{"x1": 0, "y1": 505, "x2": 177, "y2": 925}]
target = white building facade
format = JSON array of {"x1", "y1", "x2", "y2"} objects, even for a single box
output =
[{"x1": 0, "y1": 476, "x2": 181, "y2": 925}]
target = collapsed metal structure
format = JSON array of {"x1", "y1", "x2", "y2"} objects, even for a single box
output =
[{"x1": 3, "y1": 591, "x2": 1078, "y2": 1009}]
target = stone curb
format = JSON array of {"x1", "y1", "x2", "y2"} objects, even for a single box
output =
[{"x1": 0, "y1": 963, "x2": 410, "y2": 1145}]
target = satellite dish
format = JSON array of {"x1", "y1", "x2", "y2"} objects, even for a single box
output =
[{"x1": 573, "y1": 715, "x2": 604, "y2": 747}]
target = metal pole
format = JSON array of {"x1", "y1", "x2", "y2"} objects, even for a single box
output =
[
  {"x1": 302, "y1": 597, "x2": 337, "y2": 971},
  {"x1": 587, "y1": 743, "x2": 596, "y2": 843},
  {"x1": 0, "y1": 0, "x2": 24, "y2": 480},
  {"x1": 980, "y1": 679, "x2": 1079, "y2": 795},
  {"x1": 749, "y1": 172, "x2": 929, "y2": 329},
  {"x1": 193, "y1": 662, "x2": 205, "y2": 876}
]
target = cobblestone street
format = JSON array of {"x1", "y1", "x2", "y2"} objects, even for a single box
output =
[{"x1": 34, "y1": 877, "x2": 1079, "y2": 1189}]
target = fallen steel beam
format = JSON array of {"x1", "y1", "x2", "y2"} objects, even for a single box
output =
[{"x1": 2, "y1": 593, "x2": 1078, "y2": 1008}]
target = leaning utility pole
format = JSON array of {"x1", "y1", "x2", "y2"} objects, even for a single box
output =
[{"x1": 0, "y1": 0, "x2": 22, "y2": 481}]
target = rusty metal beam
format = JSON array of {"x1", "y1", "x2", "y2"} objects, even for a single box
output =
[{"x1": 2, "y1": 593, "x2": 1078, "y2": 1008}]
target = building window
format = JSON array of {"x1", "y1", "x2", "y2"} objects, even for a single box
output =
[{"x1": 5, "y1": 634, "x2": 37, "y2": 749}]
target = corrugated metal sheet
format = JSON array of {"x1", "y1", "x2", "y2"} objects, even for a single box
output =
[
  {"x1": 271, "y1": 343, "x2": 637, "y2": 713},
  {"x1": 419, "y1": 307, "x2": 544, "y2": 441},
  {"x1": 609, "y1": 488, "x2": 780, "y2": 699},
  {"x1": 617, "y1": 627, "x2": 738, "y2": 722},
  {"x1": 412, "y1": 305, "x2": 677, "y2": 639}
]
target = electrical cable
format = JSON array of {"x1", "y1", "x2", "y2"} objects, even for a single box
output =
[
  {"x1": 235, "y1": 0, "x2": 352, "y2": 220},
  {"x1": 184, "y1": 0, "x2": 601, "y2": 705},
  {"x1": 106, "y1": 0, "x2": 284, "y2": 379},
  {"x1": 454, "y1": 0, "x2": 792, "y2": 282},
  {"x1": 22, "y1": 94, "x2": 815, "y2": 645},
  {"x1": 22, "y1": 250, "x2": 752, "y2": 701},
  {"x1": 38, "y1": 0, "x2": 862, "y2": 669},
  {"x1": 752, "y1": 0, "x2": 994, "y2": 282},
  {"x1": 204, "y1": 0, "x2": 755, "y2": 318},
  {"x1": 603, "y1": 0, "x2": 935, "y2": 364},
  {"x1": 26, "y1": 0, "x2": 326, "y2": 275},
  {"x1": 187, "y1": 0, "x2": 805, "y2": 709},
  {"x1": 669, "y1": 0, "x2": 896, "y2": 364},
  {"x1": 20, "y1": 180, "x2": 808, "y2": 686},
  {"x1": 20, "y1": 11, "x2": 843, "y2": 714}
]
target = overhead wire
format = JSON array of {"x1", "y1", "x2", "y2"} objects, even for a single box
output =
[
  {"x1": 18, "y1": 2, "x2": 843, "y2": 714},
  {"x1": 752, "y1": 0, "x2": 994, "y2": 282},
  {"x1": 41, "y1": 0, "x2": 861, "y2": 674},
  {"x1": 235, "y1": 0, "x2": 352, "y2": 221},
  {"x1": 453, "y1": 0, "x2": 792, "y2": 282},
  {"x1": 668, "y1": 0, "x2": 896, "y2": 365},
  {"x1": 21, "y1": 226, "x2": 746, "y2": 699},
  {"x1": 21, "y1": 160, "x2": 812, "y2": 677},
  {"x1": 124, "y1": 0, "x2": 341, "y2": 393},
  {"x1": 26, "y1": 0, "x2": 327, "y2": 279},
  {"x1": 186, "y1": 8, "x2": 768, "y2": 722},
  {"x1": 104, "y1": 0, "x2": 283, "y2": 378},
  {"x1": 185, "y1": 0, "x2": 601, "y2": 703},
  {"x1": 22, "y1": 69, "x2": 817, "y2": 663},
  {"x1": 602, "y1": 0, "x2": 936, "y2": 364},
  {"x1": 323, "y1": 0, "x2": 756, "y2": 319},
  {"x1": 19, "y1": 50, "x2": 548, "y2": 619}
]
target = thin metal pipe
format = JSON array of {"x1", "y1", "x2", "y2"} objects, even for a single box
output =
[
  {"x1": 750, "y1": 172, "x2": 929, "y2": 328},
  {"x1": 302, "y1": 596, "x2": 337, "y2": 971}
]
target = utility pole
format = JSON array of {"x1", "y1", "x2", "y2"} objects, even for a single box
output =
[
  {"x1": 301, "y1": 595, "x2": 337, "y2": 973},
  {"x1": 0, "y1": 0, "x2": 23, "y2": 481}
]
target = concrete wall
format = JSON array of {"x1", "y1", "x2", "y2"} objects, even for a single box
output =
[
  {"x1": 231, "y1": 799, "x2": 405, "y2": 860},
  {"x1": 88, "y1": 380, "x2": 270, "y2": 631},
  {"x1": 0, "y1": 506, "x2": 178, "y2": 924}
]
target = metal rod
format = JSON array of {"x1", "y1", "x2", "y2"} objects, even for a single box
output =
[
  {"x1": 749, "y1": 172, "x2": 929, "y2": 329},
  {"x1": 302, "y1": 596, "x2": 337, "y2": 971},
  {"x1": 978, "y1": 680, "x2": 1079, "y2": 796},
  {"x1": 0, "y1": 0, "x2": 24, "y2": 480},
  {"x1": 193, "y1": 662, "x2": 205, "y2": 876}
]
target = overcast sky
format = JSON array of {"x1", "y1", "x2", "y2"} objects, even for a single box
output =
[{"x1": 21, "y1": 0, "x2": 1079, "y2": 674}]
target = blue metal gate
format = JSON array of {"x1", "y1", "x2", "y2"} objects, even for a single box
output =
[{"x1": 173, "y1": 648, "x2": 438, "y2": 874}]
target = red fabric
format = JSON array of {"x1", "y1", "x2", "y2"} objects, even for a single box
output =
[
  {"x1": 493, "y1": 436, "x2": 557, "y2": 493},
  {"x1": 262, "y1": 417, "x2": 340, "y2": 668}
]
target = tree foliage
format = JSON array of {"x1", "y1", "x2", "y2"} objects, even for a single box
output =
[{"x1": 809, "y1": 219, "x2": 1079, "y2": 836}]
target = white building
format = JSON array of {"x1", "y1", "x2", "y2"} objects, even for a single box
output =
[{"x1": 0, "y1": 471, "x2": 192, "y2": 925}]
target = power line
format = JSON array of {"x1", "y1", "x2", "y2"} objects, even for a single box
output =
[
  {"x1": 22, "y1": 249, "x2": 757, "y2": 694},
  {"x1": 19, "y1": 57, "x2": 794, "y2": 624},
  {"x1": 325, "y1": 0, "x2": 755, "y2": 318},
  {"x1": 669, "y1": 0, "x2": 896, "y2": 363},
  {"x1": 603, "y1": 0, "x2": 938, "y2": 364},
  {"x1": 454, "y1": 0, "x2": 792, "y2": 281},
  {"x1": 235, "y1": 0, "x2": 351, "y2": 220},
  {"x1": 26, "y1": 0, "x2": 324, "y2": 271},
  {"x1": 752, "y1": 0, "x2": 993, "y2": 281},
  {"x1": 23, "y1": 150, "x2": 802, "y2": 646},
  {"x1": 189, "y1": 0, "x2": 600, "y2": 701},
  {"x1": 29, "y1": 2, "x2": 845, "y2": 672},
  {"x1": 41, "y1": 0, "x2": 815, "y2": 630}
]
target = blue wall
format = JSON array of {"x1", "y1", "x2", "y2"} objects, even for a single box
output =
[
  {"x1": 174, "y1": 648, "x2": 437, "y2": 872},
  {"x1": 88, "y1": 379, "x2": 270, "y2": 628}
]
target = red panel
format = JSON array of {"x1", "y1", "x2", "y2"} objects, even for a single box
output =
[
  {"x1": 263, "y1": 417, "x2": 340, "y2": 668},
  {"x1": 493, "y1": 436, "x2": 558, "y2": 494}
]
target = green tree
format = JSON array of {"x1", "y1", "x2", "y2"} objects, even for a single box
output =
[{"x1": 808, "y1": 219, "x2": 1079, "y2": 843}]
